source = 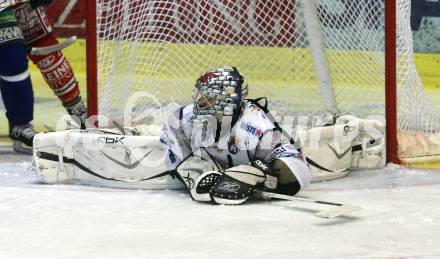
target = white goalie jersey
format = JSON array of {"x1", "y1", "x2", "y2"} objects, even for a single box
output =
[{"x1": 160, "y1": 100, "x2": 313, "y2": 190}]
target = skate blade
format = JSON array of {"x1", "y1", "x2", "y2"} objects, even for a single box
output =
[{"x1": 12, "y1": 140, "x2": 33, "y2": 155}]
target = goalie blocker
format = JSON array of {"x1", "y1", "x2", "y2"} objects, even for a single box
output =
[{"x1": 33, "y1": 115, "x2": 385, "y2": 193}]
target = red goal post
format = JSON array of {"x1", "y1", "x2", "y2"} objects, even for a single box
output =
[
  {"x1": 86, "y1": 0, "x2": 98, "y2": 120},
  {"x1": 385, "y1": 0, "x2": 399, "y2": 164}
]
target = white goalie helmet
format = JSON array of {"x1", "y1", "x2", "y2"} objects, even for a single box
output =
[{"x1": 192, "y1": 67, "x2": 248, "y2": 121}]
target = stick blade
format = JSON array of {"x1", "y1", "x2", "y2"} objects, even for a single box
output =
[
  {"x1": 30, "y1": 36, "x2": 77, "y2": 56},
  {"x1": 315, "y1": 205, "x2": 361, "y2": 218}
]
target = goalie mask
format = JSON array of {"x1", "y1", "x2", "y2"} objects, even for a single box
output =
[{"x1": 192, "y1": 67, "x2": 248, "y2": 122}]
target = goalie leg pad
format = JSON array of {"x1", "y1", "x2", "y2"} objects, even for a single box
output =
[
  {"x1": 33, "y1": 130, "x2": 183, "y2": 189},
  {"x1": 299, "y1": 124, "x2": 354, "y2": 182}
]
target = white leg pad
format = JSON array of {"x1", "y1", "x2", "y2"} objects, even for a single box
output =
[{"x1": 33, "y1": 129, "x2": 183, "y2": 189}]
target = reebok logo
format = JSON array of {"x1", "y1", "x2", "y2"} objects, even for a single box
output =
[
  {"x1": 97, "y1": 136, "x2": 125, "y2": 144},
  {"x1": 254, "y1": 160, "x2": 268, "y2": 170},
  {"x1": 217, "y1": 181, "x2": 240, "y2": 193}
]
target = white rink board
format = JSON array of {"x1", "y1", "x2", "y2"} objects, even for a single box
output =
[{"x1": 1, "y1": 147, "x2": 440, "y2": 259}]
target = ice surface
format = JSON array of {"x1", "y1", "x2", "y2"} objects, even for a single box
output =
[{"x1": 1, "y1": 146, "x2": 440, "y2": 259}]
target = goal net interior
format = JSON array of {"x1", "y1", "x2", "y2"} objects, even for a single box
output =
[{"x1": 93, "y1": 0, "x2": 440, "y2": 163}]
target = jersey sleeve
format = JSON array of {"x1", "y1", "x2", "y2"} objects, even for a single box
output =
[
  {"x1": 160, "y1": 106, "x2": 193, "y2": 171},
  {"x1": 256, "y1": 129, "x2": 312, "y2": 190}
]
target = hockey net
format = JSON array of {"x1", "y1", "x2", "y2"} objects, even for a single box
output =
[{"x1": 92, "y1": 0, "x2": 440, "y2": 163}]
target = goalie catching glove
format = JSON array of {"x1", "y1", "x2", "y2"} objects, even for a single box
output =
[{"x1": 210, "y1": 160, "x2": 279, "y2": 205}]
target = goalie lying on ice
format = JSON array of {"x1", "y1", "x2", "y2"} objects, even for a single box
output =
[
  {"x1": 160, "y1": 67, "x2": 312, "y2": 205},
  {"x1": 33, "y1": 67, "x2": 385, "y2": 205}
]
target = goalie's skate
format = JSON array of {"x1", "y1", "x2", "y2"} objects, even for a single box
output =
[{"x1": 9, "y1": 123, "x2": 38, "y2": 154}]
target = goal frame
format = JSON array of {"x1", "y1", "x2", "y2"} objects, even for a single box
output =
[{"x1": 85, "y1": 0, "x2": 400, "y2": 164}]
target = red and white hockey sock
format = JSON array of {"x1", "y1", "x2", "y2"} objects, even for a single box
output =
[{"x1": 28, "y1": 35, "x2": 81, "y2": 109}]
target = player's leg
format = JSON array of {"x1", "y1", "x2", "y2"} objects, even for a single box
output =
[
  {"x1": 28, "y1": 35, "x2": 88, "y2": 125},
  {"x1": 0, "y1": 10, "x2": 37, "y2": 152},
  {"x1": 12, "y1": 3, "x2": 88, "y2": 127}
]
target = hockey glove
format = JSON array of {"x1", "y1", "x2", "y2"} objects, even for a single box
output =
[
  {"x1": 174, "y1": 167, "x2": 222, "y2": 202},
  {"x1": 30, "y1": 0, "x2": 52, "y2": 8},
  {"x1": 249, "y1": 159, "x2": 278, "y2": 190},
  {"x1": 191, "y1": 171, "x2": 222, "y2": 202},
  {"x1": 210, "y1": 160, "x2": 278, "y2": 205}
]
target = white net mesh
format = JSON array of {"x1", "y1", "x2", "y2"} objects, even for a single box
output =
[{"x1": 95, "y1": 0, "x2": 440, "y2": 160}]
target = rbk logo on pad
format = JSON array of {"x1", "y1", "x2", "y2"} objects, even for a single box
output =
[{"x1": 97, "y1": 136, "x2": 125, "y2": 144}]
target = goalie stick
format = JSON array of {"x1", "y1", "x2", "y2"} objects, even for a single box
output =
[
  {"x1": 258, "y1": 191, "x2": 361, "y2": 218},
  {"x1": 203, "y1": 149, "x2": 361, "y2": 218},
  {"x1": 200, "y1": 138, "x2": 361, "y2": 218}
]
